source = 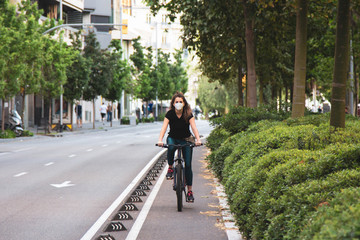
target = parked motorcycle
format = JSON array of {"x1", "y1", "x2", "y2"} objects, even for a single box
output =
[{"x1": 0, "y1": 110, "x2": 24, "y2": 137}]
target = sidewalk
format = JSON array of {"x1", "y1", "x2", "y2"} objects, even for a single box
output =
[{"x1": 27, "y1": 119, "x2": 144, "y2": 137}]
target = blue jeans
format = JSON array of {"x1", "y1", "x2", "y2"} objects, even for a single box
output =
[{"x1": 167, "y1": 137, "x2": 193, "y2": 186}]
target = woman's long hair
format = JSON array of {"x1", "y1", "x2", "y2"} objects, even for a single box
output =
[{"x1": 170, "y1": 92, "x2": 192, "y2": 123}]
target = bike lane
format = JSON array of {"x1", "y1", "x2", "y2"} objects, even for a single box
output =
[{"x1": 133, "y1": 145, "x2": 236, "y2": 240}]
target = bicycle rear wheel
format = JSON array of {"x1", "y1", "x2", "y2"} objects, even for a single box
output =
[{"x1": 175, "y1": 164, "x2": 183, "y2": 212}]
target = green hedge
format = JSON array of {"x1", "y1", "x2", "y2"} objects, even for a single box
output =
[
  {"x1": 206, "y1": 110, "x2": 360, "y2": 239},
  {"x1": 299, "y1": 187, "x2": 360, "y2": 240}
]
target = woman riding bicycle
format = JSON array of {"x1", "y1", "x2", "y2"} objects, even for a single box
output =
[{"x1": 157, "y1": 92, "x2": 202, "y2": 202}]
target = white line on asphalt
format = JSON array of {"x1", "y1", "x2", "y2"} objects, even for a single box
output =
[
  {"x1": 102, "y1": 144, "x2": 108, "y2": 147},
  {"x1": 69, "y1": 154, "x2": 76, "y2": 158},
  {"x1": 125, "y1": 160, "x2": 167, "y2": 240},
  {"x1": 44, "y1": 162, "x2": 54, "y2": 166},
  {"x1": 80, "y1": 148, "x2": 167, "y2": 240},
  {"x1": 86, "y1": 149, "x2": 93, "y2": 152},
  {"x1": 13, "y1": 147, "x2": 33, "y2": 153},
  {"x1": 14, "y1": 172, "x2": 28, "y2": 177}
]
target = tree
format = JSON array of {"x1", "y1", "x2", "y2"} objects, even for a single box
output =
[
  {"x1": 104, "y1": 39, "x2": 131, "y2": 126},
  {"x1": 291, "y1": 0, "x2": 308, "y2": 118},
  {"x1": 0, "y1": 0, "x2": 23, "y2": 131},
  {"x1": 170, "y1": 50, "x2": 188, "y2": 94},
  {"x1": 156, "y1": 50, "x2": 173, "y2": 102},
  {"x1": 130, "y1": 38, "x2": 155, "y2": 103},
  {"x1": 39, "y1": 35, "x2": 74, "y2": 130},
  {"x1": 330, "y1": 0, "x2": 351, "y2": 128},
  {"x1": 83, "y1": 32, "x2": 112, "y2": 129},
  {"x1": 64, "y1": 32, "x2": 90, "y2": 104},
  {"x1": 198, "y1": 76, "x2": 238, "y2": 116},
  {"x1": 242, "y1": 0, "x2": 258, "y2": 108},
  {"x1": 63, "y1": 31, "x2": 90, "y2": 127},
  {"x1": 17, "y1": 0, "x2": 53, "y2": 123}
]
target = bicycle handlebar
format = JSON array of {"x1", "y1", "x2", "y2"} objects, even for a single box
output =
[{"x1": 156, "y1": 143, "x2": 203, "y2": 148}]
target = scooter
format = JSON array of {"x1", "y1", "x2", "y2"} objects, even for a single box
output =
[{"x1": 1, "y1": 110, "x2": 24, "y2": 137}]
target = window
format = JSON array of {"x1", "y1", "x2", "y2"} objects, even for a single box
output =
[
  {"x1": 162, "y1": 33, "x2": 167, "y2": 45},
  {"x1": 162, "y1": 14, "x2": 167, "y2": 24},
  {"x1": 91, "y1": 15, "x2": 110, "y2": 32},
  {"x1": 146, "y1": 13, "x2": 151, "y2": 24}
]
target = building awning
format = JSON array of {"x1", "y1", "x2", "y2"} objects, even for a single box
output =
[{"x1": 57, "y1": 0, "x2": 84, "y2": 12}]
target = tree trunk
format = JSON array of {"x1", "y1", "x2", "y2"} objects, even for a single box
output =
[
  {"x1": 330, "y1": 0, "x2": 351, "y2": 128},
  {"x1": 237, "y1": 43, "x2": 244, "y2": 107},
  {"x1": 1, "y1": 99, "x2": 5, "y2": 132},
  {"x1": 243, "y1": 0, "x2": 257, "y2": 108},
  {"x1": 48, "y1": 100, "x2": 52, "y2": 133},
  {"x1": 70, "y1": 103, "x2": 73, "y2": 131},
  {"x1": 110, "y1": 102, "x2": 113, "y2": 127},
  {"x1": 92, "y1": 99, "x2": 96, "y2": 129},
  {"x1": 259, "y1": 79, "x2": 264, "y2": 105},
  {"x1": 291, "y1": 0, "x2": 308, "y2": 118},
  {"x1": 351, "y1": 23, "x2": 358, "y2": 116}
]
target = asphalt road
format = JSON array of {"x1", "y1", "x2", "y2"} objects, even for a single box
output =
[{"x1": 0, "y1": 120, "x2": 224, "y2": 240}]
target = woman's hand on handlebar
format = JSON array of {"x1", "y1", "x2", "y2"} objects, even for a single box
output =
[
  {"x1": 157, "y1": 141, "x2": 164, "y2": 147},
  {"x1": 195, "y1": 140, "x2": 202, "y2": 146}
]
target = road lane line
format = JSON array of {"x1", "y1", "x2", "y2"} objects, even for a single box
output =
[
  {"x1": 14, "y1": 172, "x2": 28, "y2": 177},
  {"x1": 69, "y1": 154, "x2": 77, "y2": 158},
  {"x1": 102, "y1": 144, "x2": 108, "y2": 147},
  {"x1": 125, "y1": 161, "x2": 167, "y2": 240},
  {"x1": 44, "y1": 162, "x2": 54, "y2": 166},
  {"x1": 86, "y1": 149, "x2": 93, "y2": 152},
  {"x1": 80, "y1": 148, "x2": 167, "y2": 240},
  {"x1": 13, "y1": 147, "x2": 33, "y2": 153}
]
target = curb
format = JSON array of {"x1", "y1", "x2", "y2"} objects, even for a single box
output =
[{"x1": 214, "y1": 178, "x2": 243, "y2": 240}]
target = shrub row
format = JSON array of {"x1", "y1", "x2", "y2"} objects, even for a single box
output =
[{"x1": 206, "y1": 109, "x2": 360, "y2": 239}]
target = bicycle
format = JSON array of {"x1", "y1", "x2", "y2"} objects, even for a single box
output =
[{"x1": 156, "y1": 143, "x2": 202, "y2": 212}]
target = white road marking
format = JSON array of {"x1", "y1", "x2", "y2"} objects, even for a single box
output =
[
  {"x1": 86, "y1": 149, "x2": 93, "y2": 152},
  {"x1": 125, "y1": 161, "x2": 167, "y2": 240},
  {"x1": 80, "y1": 148, "x2": 167, "y2": 240},
  {"x1": 13, "y1": 147, "x2": 33, "y2": 153},
  {"x1": 44, "y1": 162, "x2": 54, "y2": 166},
  {"x1": 69, "y1": 154, "x2": 77, "y2": 158},
  {"x1": 14, "y1": 172, "x2": 28, "y2": 177},
  {"x1": 102, "y1": 144, "x2": 108, "y2": 147},
  {"x1": 50, "y1": 181, "x2": 75, "y2": 188}
]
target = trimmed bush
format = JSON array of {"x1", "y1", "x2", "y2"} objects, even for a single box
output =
[
  {"x1": 206, "y1": 112, "x2": 360, "y2": 240},
  {"x1": 299, "y1": 187, "x2": 360, "y2": 240},
  {"x1": 210, "y1": 105, "x2": 291, "y2": 134},
  {"x1": 206, "y1": 126, "x2": 231, "y2": 151}
]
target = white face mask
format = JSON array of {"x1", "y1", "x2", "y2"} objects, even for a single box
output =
[{"x1": 175, "y1": 102, "x2": 184, "y2": 110}]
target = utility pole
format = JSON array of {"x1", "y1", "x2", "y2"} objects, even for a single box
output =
[
  {"x1": 155, "y1": 22, "x2": 158, "y2": 121},
  {"x1": 59, "y1": 0, "x2": 63, "y2": 132},
  {"x1": 120, "y1": 0, "x2": 125, "y2": 121}
]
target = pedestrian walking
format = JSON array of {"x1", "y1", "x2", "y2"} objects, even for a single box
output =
[
  {"x1": 75, "y1": 101, "x2": 82, "y2": 128},
  {"x1": 100, "y1": 102, "x2": 107, "y2": 123},
  {"x1": 107, "y1": 103, "x2": 112, "y2": 122}
]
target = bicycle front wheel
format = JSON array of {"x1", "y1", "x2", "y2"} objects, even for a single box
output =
[{"x1": 175, "y1": 164, "x2": 183, "y2": 212}]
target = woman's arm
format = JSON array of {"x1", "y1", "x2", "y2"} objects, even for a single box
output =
[
  {"x1": 189, "y1": 117, "x2": 202, "y2": 145},
  {"x1": 157, "y1": 118, "x2": 169, "y2": 146}
]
